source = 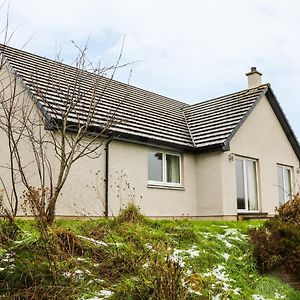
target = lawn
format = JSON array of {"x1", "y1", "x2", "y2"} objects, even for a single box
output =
[{"x1": 0, "y1": 210, "x2": 299, "y2": 299}]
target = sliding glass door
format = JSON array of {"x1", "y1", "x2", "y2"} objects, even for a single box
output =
[{"x1": 235, "y1": 157, "x2": 258, "y2": 211}]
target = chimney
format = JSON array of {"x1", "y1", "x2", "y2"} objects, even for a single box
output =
[{"x1": 245, "y1": 67, "x2": 262, "y2": 88}]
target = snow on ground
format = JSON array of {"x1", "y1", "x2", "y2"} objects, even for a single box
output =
[
  {"x1": 169, "y1": 245, "x2": 200, "y2": 267},
  {"x1": 80, "y1": 290, "x2": 113, "y2": 300},
  {"x1": 78, "y1": 236, "x2": 108, "y2": 246},
  {"x1": 252, "y1": 295, "x2": 267, "y2": 300}
]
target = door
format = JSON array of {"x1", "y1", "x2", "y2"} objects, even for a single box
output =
[{"x1": 235, "y1": 157, "x2": 258, "y2": 211}]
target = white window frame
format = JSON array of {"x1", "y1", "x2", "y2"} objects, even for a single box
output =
[
  {"x1": 148, "y1": 151, "x2": 183, "y2": 187},
  {"x1": 277, "y1": 164, "x2": 293, "y2": 205},
  {"x1": 236, "y1": 156, "x2": 259, "y2": 213}
]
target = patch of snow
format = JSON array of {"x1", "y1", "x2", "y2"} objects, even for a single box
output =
[
  {"x1": 186, "y1": 245, "x2": 200, "y2": 257},
  {"x1": 275, "y1": 292, "x2": 286, "y2": 299},
  {"x1": 63, "y1": 271, "x2": 72, "y2": 277},
  {"x1": 203, "y1": 265, "x2": 237, "y2": 293},
  {"x1": 238, "y1": 253, "x2": 248, "y2": 261},
  {"x1": 224, "y1": 228, "x2": 239, "y2": 235},
  {"x1": 78, "y1": 236, "x2": 108, "y2": 246},
  {"x1": 77, "y1": 257, "x2": 86, "y2": 262},
  {"x1": 221, "y1": 253, "x2": 230, "y2": 261},
  {"x1": 169, "y1": 250, "x2": 185, "y2": 267},
  {"x1": 99, "y1": 290, "x2": 113, "y2": 298},
  {"x1": 74, "y1": 269, "x2": 84, "y2": 276},
  {"x1": 1, "y1": 253, "x2": 15, "y2": 263},
  {"x1": 253, "y1": 295, "x2": 266, "y2": 300},
  {"x1": 63, "y1": 269, "x2": 87, "y2": 279},
  {"x1": 216, "y1": 234, "x2": 233, "y2": 248},
  {"x1": 233, "y1": 287, "x2": 241, "y2": 295},
  {"x1": 188, "y1": 287, "x2": 202, "y2": 295},
  {"x1": 204, "y1": 265, "x2": 229, "y2": 282},
  {"x1": 204, "y1": 266, "x2": 226, "y2": 281},
  {"x1": 169, "y1": 245, "x2": 200, "y2": 267},
  {"x1": 145, "y1": 243, "x2": 153, "y2": 250},
  {"x1": 0, "y1": 267, "x2": 5, "y2": 271},
  {"x1": 212, "y1": 294, "x2": 221, "y2": 300},
  {"x1": 222, "y1": 282, "x2": 231, "y2": 291},
  {"x1": 200, "y1": 232, "x2": 211, "y2": 238}
]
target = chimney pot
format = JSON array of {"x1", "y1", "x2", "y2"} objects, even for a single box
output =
[{"x1": 246, "y1": 67, "x2": 262, "y2": 88}]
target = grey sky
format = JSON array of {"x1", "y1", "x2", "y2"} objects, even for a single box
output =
[{"x1": 1, "y1": 0, "x2": 300, "y2": 138}]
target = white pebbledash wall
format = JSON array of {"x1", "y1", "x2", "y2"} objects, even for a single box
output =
[{"x1": 221, "y1": 95, "x2": 300, "y2": 217}]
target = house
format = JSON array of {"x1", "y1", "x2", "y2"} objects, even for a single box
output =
[{"x1": 0, "y1": 44, "x2": 299, "y2": 220}]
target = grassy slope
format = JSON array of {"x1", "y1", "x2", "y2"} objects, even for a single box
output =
[{"x1": 1, "y1": 217, "x2": 300, "y2": 300}]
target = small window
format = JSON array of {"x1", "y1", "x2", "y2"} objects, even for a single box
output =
[
  {"x1": 277, "y1": 164, "x2": 292, "y2": 206},
  {"x1": 148, "y1": 152, "x2": 181, "y2": 186}
]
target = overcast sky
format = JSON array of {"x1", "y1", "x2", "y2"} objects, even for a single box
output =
[{"x1": 1, "y1": 0, "x2": 300, "y2": 138}]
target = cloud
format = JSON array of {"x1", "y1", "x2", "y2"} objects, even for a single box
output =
[{"x1": 1, "y1": 0, "x2": 300, "y2": 136}]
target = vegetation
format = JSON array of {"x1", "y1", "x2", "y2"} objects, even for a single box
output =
[
  {"x1": 0, "y1": 205, "x2": 299, "y2": 299},
  {"x1": 250, "y1": 194, "x2": 300, "y2": 289}
]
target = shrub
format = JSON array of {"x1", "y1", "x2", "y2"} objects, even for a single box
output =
[
  {"x1": 112, "y1": 256, "x2": 189, "y2": 300},
  {"x1": 115, "y1": 202, "x2": 145, "y2": 224},
  {"x1": 276, "y1": 193, "x2": 300, "y2": 225},
  {"x1": 249, "y1": 195, "x2": 300, "y2": 280}
]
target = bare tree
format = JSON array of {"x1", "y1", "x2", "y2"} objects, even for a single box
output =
[{"x1": 0, "y1": 33, "x2": 130, "y2": 226}]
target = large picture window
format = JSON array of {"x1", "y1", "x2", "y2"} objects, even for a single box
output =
[
  {"x1": 235, "y1": 157, "x2": 258, "y2": 211},
  {"x1": 277, "y1": 164, "x2": 292, "y2": 206},
  {"x1": 148, "y1": 152, "x2": 181, "y2": 186}
]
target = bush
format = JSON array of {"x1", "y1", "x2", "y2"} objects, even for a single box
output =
[
  {"x1": 249, "y1": 195, "x2": 300, "y2": 280},
  {"x1": 115, "y1": 202, "x2": 145, "y2": 224},
  {"x1": 112, "y1": 256, "x2": 189, "y2": 300},
  {"x1": 276, "y1": 193, "x2": 300, "y2": 225}
]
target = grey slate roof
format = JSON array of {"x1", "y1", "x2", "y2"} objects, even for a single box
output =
[
  {"x1": 183, "y1": 85, "x2": 268, "y2": 148},
  {"x1": 0, "y1": 44, "x2": 299, "y2": 157},
  {"x1": 0, "y1": 44, "x2": 193, "y2": 148}
]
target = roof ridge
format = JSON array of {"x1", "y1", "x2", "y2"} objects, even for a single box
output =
[
  {"x1": 187, "y1": 84, "x2": 269, "y2": 108},
  {"x1": 181, "y1": 108, "x2": 197, "y2": 147}
]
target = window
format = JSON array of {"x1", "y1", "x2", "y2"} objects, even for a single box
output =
[
  {"x1": 277, "y1": 164, "x2": 292, "y2": 206},
  {"x1": 148, "y1": 152, "x2": 181, "y2": 186},
  {"x1": 235, "y1": 157, "x2": 258, "y2": 211}
]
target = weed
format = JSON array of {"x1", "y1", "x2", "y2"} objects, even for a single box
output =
[{"x1": 115, "y1": 202, "x2": 145, "y2": 224}]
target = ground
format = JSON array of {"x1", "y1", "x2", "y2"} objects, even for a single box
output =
[{"x1": 0, "y1": 214, "x2": 299, "y2": 299}]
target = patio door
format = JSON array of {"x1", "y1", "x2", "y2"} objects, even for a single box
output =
[{"x1": 235, "y1": 157, "x2": 258, "y2": 211}]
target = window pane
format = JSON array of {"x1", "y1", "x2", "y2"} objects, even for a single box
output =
[
  {"x1": 277, "y1": 166, "x2": 285, "y2": 206},
  {"x1": 148, "y1": 152, "x2": 163, "y2": 181},
  {"x1": 284, "y1": 168, "x2": 292, "y2": 202},
  {"x1": 166, "y1": 154, "x2": 180, "y2": 183},
  {"x1": 246, "y1": 160, "x2": 258, "y2": 211},
  {"x1": 235, "y1": 159, "x2": 246, "y2": 209}
]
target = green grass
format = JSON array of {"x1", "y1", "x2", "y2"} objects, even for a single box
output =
[{"x1": 0, "y1": 217, "x2": 299, "y2": 299}]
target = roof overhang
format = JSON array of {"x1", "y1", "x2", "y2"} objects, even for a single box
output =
[{"x1": 265, "y1": 86, "x2": 300, "y2": 162}]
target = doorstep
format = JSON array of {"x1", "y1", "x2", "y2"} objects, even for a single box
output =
[{"x1": 237, "y1": 212, "x2": 269, "y2": 221}]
